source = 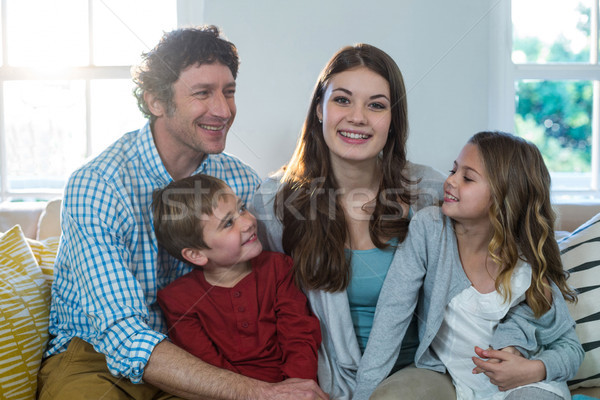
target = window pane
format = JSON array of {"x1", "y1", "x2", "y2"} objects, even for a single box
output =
[
  {"x1": 512, "y1": 0, "x2": 592, "y2": 63},
  {"x1": 6, "y1": 0, "x2": 88, "y2": 67},
  {"x1": 4, "y1": 81, "x2": 86, "y2": 191},
  {"x1": 92, "y1": 0, "x2": 177, "y2": 66},
  {"x1": 514, "y1": 80, "x2": 592, "y2": 175},
  {"x1": 90, "y1": 79, "x2": 146, "y2": 155}
]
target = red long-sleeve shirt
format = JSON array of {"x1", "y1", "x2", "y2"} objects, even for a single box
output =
[{"x1": 157, "y1": 251, "x2": 321, "y2": 383}]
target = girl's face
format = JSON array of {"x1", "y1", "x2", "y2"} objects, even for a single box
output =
[
  {"x1": 316, "y1": 66, "x2": 391, "y2": 166},
  {"x1": 442, "y1": 143, "x2": 492, "y2": 225}
]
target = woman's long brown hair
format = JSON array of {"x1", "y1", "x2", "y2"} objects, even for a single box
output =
[
  {"x1": 275, "y1": 44, "x2": 414, "y2": 292},
  {"x1": 472, "y1": 131, "x2": 576, "y2": 317}
]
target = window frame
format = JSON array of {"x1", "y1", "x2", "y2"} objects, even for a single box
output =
[
  {"x1": 0, "y1": 0, "x2": 190, "y2": 202},
  {"x1": 489, "y1": 0, "x2": 600, "y2": 202}
]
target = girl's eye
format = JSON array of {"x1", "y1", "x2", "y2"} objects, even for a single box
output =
[
  {"x1": 369, "y1": 102, "x2": 387, "y2": 110},
  {"x1": 333, "y1": 96, "x2": 350, "y2": 105},
  {"x1": 448, "y1": 169, "x2": 456, "y2": 175},
  {"x1": 239, "y1": 204, "x2": 247, "y2": 214}
]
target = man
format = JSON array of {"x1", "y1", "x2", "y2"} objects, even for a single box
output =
[{"x1": 38, "y1": 26, "x2": 328, "y2": 400}]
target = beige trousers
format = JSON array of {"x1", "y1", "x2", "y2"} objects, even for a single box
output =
[
  {"x1": 37, "y1": 337, "x2": 184, "y2": 400},
  {"x1": 370, "y1": 364, "x2": 456, "y2": 400}
]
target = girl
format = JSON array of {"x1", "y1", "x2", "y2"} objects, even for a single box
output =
[{"x1": 354, "y1": 131, "x2": 584, "y2": 400}]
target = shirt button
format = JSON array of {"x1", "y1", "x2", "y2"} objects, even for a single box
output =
[
  {"x1": 241, "y1": 322, "x2": 249, "y2": 328},
  {"x1": 238, "y1": 306, "x2": 245, "y2": 312},
  {"x1": 233, "y1": 291, "x2": 241, "y2": 298}
]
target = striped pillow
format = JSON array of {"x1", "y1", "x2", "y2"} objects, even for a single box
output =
[
  {"x1": 559, "y1": 213, "x2": 600, "y2": 390},
  {"x1": 0, "y1": 225, "x2": 51, "y2": 400}
]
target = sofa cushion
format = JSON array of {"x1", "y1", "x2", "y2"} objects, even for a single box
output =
[
  {"x1": 558, "y1": 213, "x2": 600, "y2": 390},
  {"x1": 0, "y1": 225, "x2": 52, "y2": 399}
]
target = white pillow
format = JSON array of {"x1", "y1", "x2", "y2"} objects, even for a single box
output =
[{"x1": 558, "y1": 213, "x2": 600, "y2": 390}]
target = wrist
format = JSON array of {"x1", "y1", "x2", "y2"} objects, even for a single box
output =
[{"x1": 530, "y1": 359, "x2": 547, "y2": 383}]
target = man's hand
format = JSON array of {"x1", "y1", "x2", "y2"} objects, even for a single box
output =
[
  {"x1": 471, "y1": 346, "x2": 546, "y2": 391},
  {"x1": 254, "y1": 378, "x2": 329, "y2": 400}
]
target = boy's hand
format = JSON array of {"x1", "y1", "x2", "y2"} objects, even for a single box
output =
[{"x1": 471, "y1": 346, "x2": 545, "y2": 391}]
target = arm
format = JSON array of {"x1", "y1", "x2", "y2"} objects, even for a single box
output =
[
  {"x1": 57, "y1": 171, "x2": 166, "y2": 382},
  {"x1": 353, "y1": 214, "x2": 429, "y2": 400},
  {"x1": 274, "y1": 255, "x2": 322, "y2": 381},
  {"x1": 474, "y1": 282, "x2": 583, "y2": 389},
  {"x1": 144, "y1": 340, "x2": 329, "y2": 400}
]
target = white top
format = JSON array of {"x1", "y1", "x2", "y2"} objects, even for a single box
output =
[{"x1": 431, "y1": 262, "x2": 570, "y2": 400}]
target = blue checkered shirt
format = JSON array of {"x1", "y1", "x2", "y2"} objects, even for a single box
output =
[{"x1": 45, "y1": 122, "x2": 261, "y2": 383}]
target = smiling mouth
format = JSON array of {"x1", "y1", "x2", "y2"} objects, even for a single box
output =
[
  {"x1": 243, "y1": 233, "x2": 257, "y2": 245},
  {"x1": 199, "y1": 124, "x2": 225, "y2": 131},
  {"x1": 339, "y1": 131, "x2": 370, "y2": 140},
  {"x1": 444, "y1": 192, "x2": 458, "y2": 201}
]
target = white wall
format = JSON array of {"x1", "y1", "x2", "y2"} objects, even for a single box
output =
[{"x1": 181, "y1": 0, "x2": 500, "y2": 178}]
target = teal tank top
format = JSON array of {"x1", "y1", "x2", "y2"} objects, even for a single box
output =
[{"x1": 345, "y1": 237, "x2": 419, "y2": 369}]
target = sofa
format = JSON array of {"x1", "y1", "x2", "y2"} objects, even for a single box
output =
[{"x1": 0, "y1": 199, "x2": 599, "y2": 399}]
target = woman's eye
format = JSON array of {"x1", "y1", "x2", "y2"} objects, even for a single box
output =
[
  {"x1": 333, "y1": 96, "x2": 350, "y2": 104},
  {"x1": 369, "y1": 102, "x2": 386, "y2": 110}
]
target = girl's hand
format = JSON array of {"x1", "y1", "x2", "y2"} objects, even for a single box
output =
[{"x1": 471, "y1": 346, "x2": 546, "y2": 391}]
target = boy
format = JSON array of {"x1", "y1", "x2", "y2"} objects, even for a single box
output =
[{"x1": 153, "y1": 174, "x2": 321, "y2": 383}]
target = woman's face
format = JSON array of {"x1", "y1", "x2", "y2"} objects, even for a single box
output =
[{"x1": 317, "y1": 67, "x2": 391, "y2": 166}]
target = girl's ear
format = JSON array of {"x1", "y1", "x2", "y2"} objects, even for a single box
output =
[
  {"x1": 144, "y1": 92, "x2": 165, "y2": 118},
  {"x1": 316, "y1": 102, "x2": 323, "y2": 122},
  {"x1": 181, "y1": 248, "x2": 208, "y2": 267}
]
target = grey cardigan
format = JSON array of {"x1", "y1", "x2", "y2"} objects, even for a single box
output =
[
  {"x1": 353, "y1": 206, "x2": 584, "y2": 400},
  {"x1": 250, "y1": 162, "x2": 445, "y2": 400}
]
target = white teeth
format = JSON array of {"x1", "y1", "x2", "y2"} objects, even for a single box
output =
[
  {"x1": 199, "y1": 124, "x2": 222, "y2": 131},
  {"x1": 445, "y1": 193, "x2": 458, "y2": 201},
  {"x1": 339, "y1": 131, "x2": 369, "y2": 139}
]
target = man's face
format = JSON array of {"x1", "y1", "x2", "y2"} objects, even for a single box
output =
[{"x1": 155, "y1": 62, "x2": 237, "y2": 156}]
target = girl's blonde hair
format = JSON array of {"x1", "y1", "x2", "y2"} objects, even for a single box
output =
[{"x1": 471, "y1": 131, "x2": 576, "y2": 317}]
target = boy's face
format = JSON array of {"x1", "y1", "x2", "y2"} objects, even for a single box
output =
[{"x1": 199, "y1": 189, "x2": 262, "y2": 269}]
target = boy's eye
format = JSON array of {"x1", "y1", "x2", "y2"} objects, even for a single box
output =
[{"x1": 223, "y1": 218, "x2": 234, "y2": 228}]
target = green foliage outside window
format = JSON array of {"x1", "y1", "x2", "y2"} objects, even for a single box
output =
[{"x1": 513, "y1": 3, "x2": 593, "y2": 172}]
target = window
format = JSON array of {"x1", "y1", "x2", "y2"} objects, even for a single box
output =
[
  {"x1": 0, "y1": 0, "x2": 177, "y2": 201},
  {"x1": 492, "y1": 0, "x2": 600, "y2": 201}
]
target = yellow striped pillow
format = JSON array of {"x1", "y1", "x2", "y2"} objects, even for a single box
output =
[
  {"x1": 26, "y1": 236, "x2": 59, "y2": 287},
  {"x1": 0, "y1": 225, "x2": 51, "y2": 400}
]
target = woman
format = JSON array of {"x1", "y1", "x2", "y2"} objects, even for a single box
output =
[{"x1": 251, "y1": 43, "x2": 451, "y2": 399}]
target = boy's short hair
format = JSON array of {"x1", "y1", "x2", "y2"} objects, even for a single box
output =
[{"x1": 152, "y1": 174, "x2": 231, "y2": 263}]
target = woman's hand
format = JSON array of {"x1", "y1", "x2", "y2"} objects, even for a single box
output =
[{"x1": 471, "y1": 346, "x2": 546, "y2": 391}]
